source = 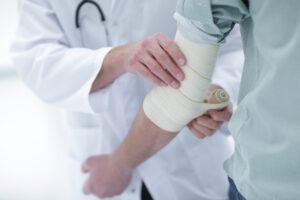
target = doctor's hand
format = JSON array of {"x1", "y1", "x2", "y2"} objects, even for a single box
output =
[
  {"x1": 187, "y1": 85, "x2": 233, "y2": 139},
  {"x1": 119, "y1": 33, "x2": 186, "y2": 88},
  {"x1": 82, "y1": 154, "x2": 133, "y2": 198}
]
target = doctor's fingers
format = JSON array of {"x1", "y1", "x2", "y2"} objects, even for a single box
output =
[
  {"x1": 155, "y1": 33, "x2": 186, "y2": 67},
  {"x1": 137, "y1": 51, "x2": 179, "y2": 88},
  {"x1": 207, "y1": 104, "x2": 233, "y2": 122},
  {"x1": 133, "y1": 61, "x2": 166, "y2": 86},
  {"x1": 148, "y1": 41, "x2": 185, "y2": 84}
]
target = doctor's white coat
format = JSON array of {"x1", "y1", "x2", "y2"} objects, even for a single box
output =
[{"x1": 11, "y1": 0, "x2": 244, "y2": 199}]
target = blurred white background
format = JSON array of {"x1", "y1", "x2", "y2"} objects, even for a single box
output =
[{"x1": 0, "y1": 0, "x2": 72, "y2": 199}]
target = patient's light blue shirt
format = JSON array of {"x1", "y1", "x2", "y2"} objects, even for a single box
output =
[{"x1": 176, "y1": 0, "x2": 300, "y2": 199}]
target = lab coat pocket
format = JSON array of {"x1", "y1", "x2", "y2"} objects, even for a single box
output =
[
  {"x1": 228, "y1": 105, "x2": 249, "y2": 140},
  {"x1": 67, "y1": 127, "x2": 104, "y2": 163}
]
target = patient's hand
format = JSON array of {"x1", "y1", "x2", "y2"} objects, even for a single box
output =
[
  {"x1": 187, "y1": 84, "x2": 233, "y2": 138},
  {"x1": 82, "y1": 154, "x2": 133, "y2": 198},
  {"x1": 187, "y1": 105, "x2": 232, "y2": 138}
]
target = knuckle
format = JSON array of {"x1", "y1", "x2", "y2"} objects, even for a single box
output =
[
  {"x1": 192, "y1": 121, "x2": 198, "y2": 127},
  {"x1": 195, "y1": 118, "x2": 202, "y2": 125},
  {"x1": 196, "y1": 116, "x2": 206, "y2": 124},
  {"x1": 196, "y1": 133, "x2": 205, "y2": 139},
  {"x1": 135, "y1": 48, "x2": 144, "y2": 57},
  {"x1": 128, "y1": 57, "x2": 137, "y2": 66},
  {"x1": 154, "y1": 32, "x2": 164, "y2": 39},
  {"x1": 164, "y1": 40, "x2": 174, "y2": 49},
  {"x1": 211, "y1": 113, "x2": 221, "y2": 121},
  {"x1": 131, "y1": 54, "x2": 140, "y2": 63},
  {"x1": 210, "y1": 121, "x2": 220, "y2": 129},
  {"x1": 141, "y1": 37, "x2": 150, "y2": 48}
]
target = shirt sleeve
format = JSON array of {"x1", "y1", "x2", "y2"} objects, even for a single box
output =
[
  {"x1": 212, "y1": 25, "x2": 243, "y2": 109},
  {"x1": 11, "y1": 0, "x2": 113, "y2": 113},
  {"x1": 174, "y1": 0, "x2": 249, "y2": 44},
  {"x1": 210, "y1": 25, "x2": 244, "y2": 136}
]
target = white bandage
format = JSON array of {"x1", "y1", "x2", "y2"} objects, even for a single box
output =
[{"x1": 143, "y1": 31, "x2": 229, "y2": 132}]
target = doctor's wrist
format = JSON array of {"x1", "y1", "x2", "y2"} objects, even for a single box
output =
[
  {"x1": 91, "y1": 46, "x2": 127, "y2": 92},
  {"x1": 102, "y1": 46, "x2": 128, "y2": 75}
]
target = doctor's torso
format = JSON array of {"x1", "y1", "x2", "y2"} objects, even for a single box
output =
[{"x1": 50, "y1": 0, "x2": 177, "y2": 48}]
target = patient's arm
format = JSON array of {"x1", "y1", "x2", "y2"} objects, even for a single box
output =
[
  {"x1": 82, "y1": 90, "x2": 231, "y2": 199},
  {"x1": 113, "y1": 107, "x2": 178, "y2": 169},
  {"x1": 82, "y1": 107, "x2": 177, "y2": 198},
  {"x1": 82, "y1": 31, "x2": 230, "y2": 198}
]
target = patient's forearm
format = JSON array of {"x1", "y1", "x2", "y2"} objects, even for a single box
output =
[
  {"x1": 110, "y1": 31, "x2": 229, "y2": 171},
  {"x1": 112, "y1": 107, "x2": 178, "y2": 170}
]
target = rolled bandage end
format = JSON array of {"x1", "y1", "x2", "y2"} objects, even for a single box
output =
[
  {"x1": 143, "y1": 87, "x2": 229, "y2": 132},
  {"x1": 206, "y1": 88, "x2": 230, "y2": 104},
  {"x1": 143, "y1": 30, "x2": 227, "y2": 132}
]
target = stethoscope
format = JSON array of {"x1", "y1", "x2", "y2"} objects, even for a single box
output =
[
  {"x1": 75, "y1": 0, "x2": 106, "y2": 28},
  {"x1": 75, "y1": 0, "x2": 112, "y2": 45}
]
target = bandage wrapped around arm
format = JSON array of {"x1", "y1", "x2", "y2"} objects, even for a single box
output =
[{"x1": 143, "y1": 31, "x2": 229, "y2": 132}]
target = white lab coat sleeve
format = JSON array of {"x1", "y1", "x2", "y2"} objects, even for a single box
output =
[{"x1": 11, "y1": 0, "x2": 112, "y2": 113}]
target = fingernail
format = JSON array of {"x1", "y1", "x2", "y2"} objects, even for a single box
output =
[
  {"x1": 176, "y1": 73, "x2": 184, "y2": 81},
  {"x1": 171, "y1": 81, "x2": 179, "y2": 89},
  {"x1": 177, "y1": 59, "x2": 186, "y2": 66}
]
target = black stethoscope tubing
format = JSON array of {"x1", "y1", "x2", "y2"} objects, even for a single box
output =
[{"x1": 75, "y1": 0, "x2": 106, "y2": 28}]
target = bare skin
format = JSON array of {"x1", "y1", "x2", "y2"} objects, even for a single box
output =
[
  {"x1": 83, "y1": 84, "x2": 232, "y2": 198},
  {"x1": 90, "y1": 32, "x2": 187, "y2": 92},
  {"x1": 85, "y1": 30, "x2": 233, "y2": 199},
  {"x1": 188, "y1": 84, "x2": 233, "y2": 138},
  {"x1": 82, "y1": 108, "x2": 177, "y2": 198}
]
